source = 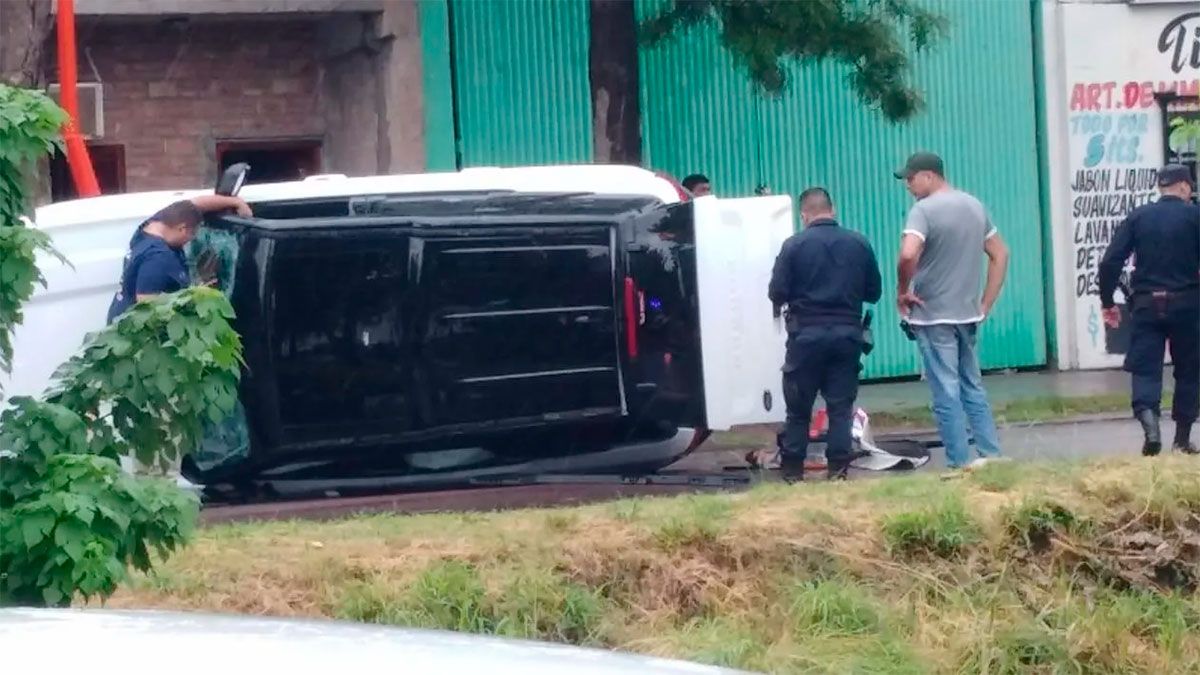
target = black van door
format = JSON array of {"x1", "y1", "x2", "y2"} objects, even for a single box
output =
[{"x1": 411, "y1": 222, "x2": 623, "y2": 430}]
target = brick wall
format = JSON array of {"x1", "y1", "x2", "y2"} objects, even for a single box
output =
[{"x1": 51, "y1": 18, "x2": 328, "y2": 191}]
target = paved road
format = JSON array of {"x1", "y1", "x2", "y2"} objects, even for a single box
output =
[
  {"x1": 674, "y1": 416, "x2": 1180, "y2": 474},
  {"x1": 859, "y1": 368, "x2": 1171, "y2": 413},
  {"x1": 201, "y1": 417, "x2": 1180, "y2": 523},
  {"x1": 990, "y1": 417, "x2": 1170, "y2": 462}
]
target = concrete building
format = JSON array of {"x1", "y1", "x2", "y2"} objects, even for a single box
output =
[
  {"x1": 46, "y1": 0, "x2": 426, "y2": 196},
  {"x1": 1038, "y1": 0, "x2": 1199, "y2": 370}
]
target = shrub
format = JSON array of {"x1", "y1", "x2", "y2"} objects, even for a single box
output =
[{"x1": 0, "y1": 84, "x2": 242, "y2": 607}]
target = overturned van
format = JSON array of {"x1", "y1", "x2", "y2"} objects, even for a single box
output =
[{"x1": 5, "y1": 166, "x2": 793, "y2": 495}]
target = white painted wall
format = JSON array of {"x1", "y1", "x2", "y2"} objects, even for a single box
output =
[{"x1": 1042, "y1": 1, "x2": 1199, "y2": 369}]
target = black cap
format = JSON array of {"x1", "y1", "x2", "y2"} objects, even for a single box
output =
[
  {"x1": 1157, "y1": 163, "x2": 1193, "y2": 188},
  {"x1": 894, "y1": 152, "x2": 945, "y2": 179}
]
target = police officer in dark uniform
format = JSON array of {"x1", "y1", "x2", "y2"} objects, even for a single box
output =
[
  {"x1": 768, "y1": 187, "x2": 882, "y2": 481},
  {"x1": 1098, "y1": 164, "x2": 1200, "y2": 456}
]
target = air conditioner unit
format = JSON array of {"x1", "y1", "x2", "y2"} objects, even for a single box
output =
[{"x1": 46, "y1": 82, "x2": 105, "y2": 139}]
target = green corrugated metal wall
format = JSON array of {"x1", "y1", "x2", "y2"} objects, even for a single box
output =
[
  {"x1": 420, "y1": 0, "x2": 457, "y2": 171},
  {"x1": 435, "y1": 0, "x2": 1047, "y2": 379},
  {"x1": 450, "y1": 0, "x2": 594, "y2": 167},
  {"x1": 637, "y1": 0, "x2": 1047, "y2": 378}
]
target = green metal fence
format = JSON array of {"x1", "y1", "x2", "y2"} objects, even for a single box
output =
[
  {"x1": 450, "y1": 0, "x2": 594, "y2": 168},
  {"x1": 637, "y1": 0, "x2": 1047, "y2": 378},
  {"x1": 428, "y1": 0, "x2": 1048, "y2": 379}
]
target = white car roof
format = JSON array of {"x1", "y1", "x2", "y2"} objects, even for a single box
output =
[
  {"x1": 33, "y1": 164, "x2": 684, "y2": 231},
  {"x1": 0, "y1": 609, "x2": 747, "y2": 675}
]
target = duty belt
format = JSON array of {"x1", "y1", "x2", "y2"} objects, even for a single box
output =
[{"x1": 1131, "y1": 288, "x2": 1198, "y2": 317}]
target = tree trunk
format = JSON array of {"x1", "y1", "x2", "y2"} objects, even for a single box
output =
[
  {"x1": 0, "y1": 0, "x2": 54, "y2": 206},
  {"x1": 1, "y1": 0, "x2": 52, "y2": 87},
  {"x1": 589, "y1": 0, "x2": 641, "y2": 164}
]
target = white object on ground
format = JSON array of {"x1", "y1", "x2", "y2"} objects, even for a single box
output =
[
  {"x1": 848, "y1": 408, "x2": 931, "y2": 471},
  {"x1": 753, "y1": 407, "x2": 931, "y2": 472},
  {"x1": 967, "y1": 456, "x2": 1011, "y2": 470}
]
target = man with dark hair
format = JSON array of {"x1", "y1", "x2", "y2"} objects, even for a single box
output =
[
  {"x1": 682, "y1": 173, "x2": 712, "y2": 197},
  {"x1": 894, "y1": 152, "x2": 1010, "y2": 474},
  {"x1": 769, "y1": 186, "x2": 882, "y2": 481},
  {"x1": 1098, "y1": 163, "x2": 1200, "y2": 456},
  {"x1": 106, "y1": 194, "x2": 252, "y2": 323}
]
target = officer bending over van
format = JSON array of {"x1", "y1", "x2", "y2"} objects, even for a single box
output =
[
  {"x1": 768, "y1": 187, "x2": 882, "y2": 482},
  {"x1": 1098, "y1": 164, "x2": 1200, "y2": 456},
  {"x1": 107, "y1": 194, "x2": 251, "y2": 323}
]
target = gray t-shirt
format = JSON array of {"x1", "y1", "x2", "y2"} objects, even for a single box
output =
[{"x1": 902, "y1": 189, "x2": 997, "y2": 325}]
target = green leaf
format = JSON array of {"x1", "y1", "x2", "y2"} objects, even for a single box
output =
[
  {"x1": 111, "y1": 361, "x2": 135, "y2": 387},
  {"x1": 41, "y1": 584, "x2": 66, "y2": 607},
  {"x1": 21, "y1": 512, "x2": 55, "y2": 548},
  {"x1": 155, "y1": 369, "x2": 175, "y2": 396},
  {"x1": 207, "y1": 406, "x2": 225, "y2": 424},
  {"x1": 109, "y1": 336, "x2": 133, "y2": 357},
  {"x1": 54, "y1": 520, "x2": 90, "y2": 562}
]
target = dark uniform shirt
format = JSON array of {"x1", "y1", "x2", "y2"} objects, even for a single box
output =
[
  {"x1": 1098, "y1": 195, "x2": 1200, "y2": 308},
  {"x1": 106, "y1": 224, "x2": 191, "y2": 323},
  {"x1": 768, "y1": 218, "x2": 882, "y2": 327}
]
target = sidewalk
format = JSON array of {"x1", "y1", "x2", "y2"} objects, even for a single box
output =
[{"x1": 857, "y1": 367, "x2": 1169, "y2": 414}]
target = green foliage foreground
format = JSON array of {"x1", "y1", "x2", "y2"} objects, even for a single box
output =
[
  {"x1": 0, "y1": 83, "x2": 66, "y2": 377},
  {"x1": 1, "y1": 289, "x2": 242, "y2": 607},
  {"x1": 0, "y1": 83, "x2": 243, "y2": 607}
]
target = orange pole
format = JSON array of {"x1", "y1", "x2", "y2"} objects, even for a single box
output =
[{"x1": 56, "y1": 0, "x2": 101, "y2": 197}]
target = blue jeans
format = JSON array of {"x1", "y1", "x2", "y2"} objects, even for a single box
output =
[{"x1": 914, "y1": 323, "x2": 1002, "y2": 468}]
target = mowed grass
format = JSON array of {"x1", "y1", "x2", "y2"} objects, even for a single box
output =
[{"x1": 101, "y1": 457, "x2": 1200, "y2": 674}]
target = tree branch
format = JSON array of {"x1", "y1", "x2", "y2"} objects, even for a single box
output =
[{"x1": 638, "y1": 0, "x2": 948, "y2": 122}]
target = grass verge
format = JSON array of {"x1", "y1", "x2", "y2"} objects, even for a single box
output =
[
  {"x1": 872, "y1": 392, "x2": 1146, "y2": 429},
  {"x1": 102, "y1": 457, "x2": 1200, "y2": 673}
]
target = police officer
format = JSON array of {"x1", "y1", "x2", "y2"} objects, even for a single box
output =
[
  {"x1": 1098, "y1": 164, "x2": 1200, "y2": 456},
  {"x1": 768, "y1": 187, "x2": 882, "y2": 481}
]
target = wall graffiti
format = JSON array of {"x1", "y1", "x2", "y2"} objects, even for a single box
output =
[
  {"x1": 1069, "y1": 80, "x2": 1198, "y2": 112},
  {"x1": 1159, "y1": 11, "x2": 1200, "y2": 75},
  {"x1": 1067, "y1": 110, "x2": 1155, "y2": 355},
  {"x1": 1058, "y1": 4, "x2": 1200, "y2": 369}
]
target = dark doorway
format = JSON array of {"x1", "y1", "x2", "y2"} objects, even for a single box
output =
[
  {"x1": 216, "y1": 140, "x2": 323, "y2": 185},
  {"x1": 49, "y1": 144, "x2": 126, "y2": 201}
]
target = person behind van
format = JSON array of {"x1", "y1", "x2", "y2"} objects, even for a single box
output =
[
  {"x1": 682, "y1": 174, "x2": 712, "y2": 197},
  {"x1": 106, "y1": 195, "x2": 252, "y2": 323},
  {"x1": 769, "y1": 187, "x2": 882, "y2": 482}
]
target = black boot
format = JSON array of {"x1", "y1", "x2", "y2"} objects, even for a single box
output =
[
  {"x1": 1174, "y1": 422, "x2": 1197, "y2": 455},
  {"x1": 826, "y1": 463, "x2": 850, "y2": 482},
  {"x1": 1137, "y1": 409, "x2": 1162, "y2": 456},
  {"x1": 780, "y1": 455, "x2": 805, "y2": 484}
]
